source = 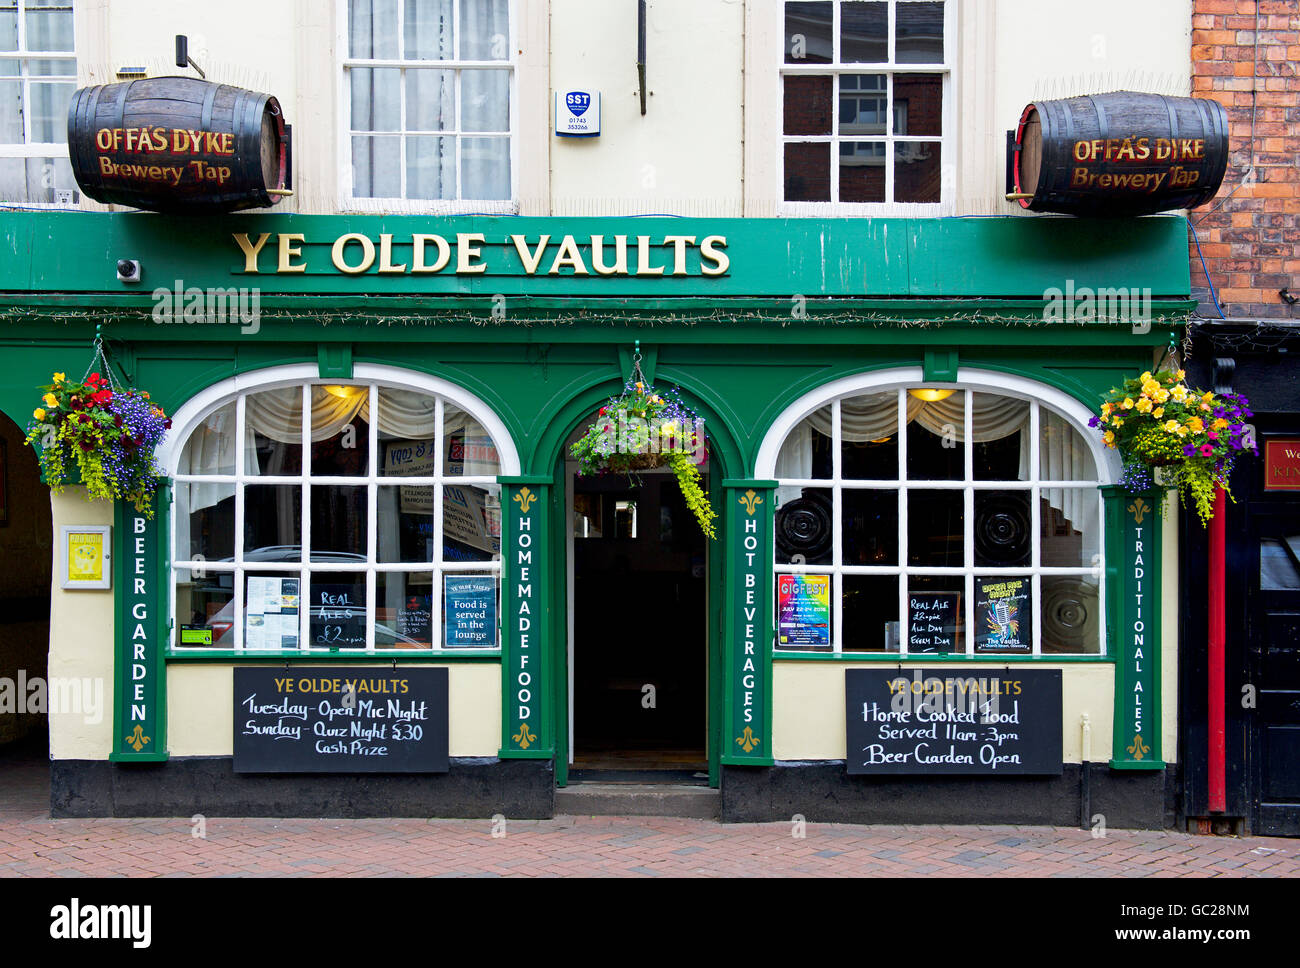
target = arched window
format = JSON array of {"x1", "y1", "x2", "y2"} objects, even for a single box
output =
[
  {"x1": 758, "y1": 371, "x2": 1109, "y2": 657},
  {"x1": 165, "y1": 367, "x2": 516, "y2": 653}
]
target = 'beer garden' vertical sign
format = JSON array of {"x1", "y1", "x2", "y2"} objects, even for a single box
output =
[
  {"x1": 723, "y1": 481, "x2": 775, "y2": 765},
  {"x1": 1107, "y1": 487, "x2": 1162, "y2": 769},
  {"x1": 111, "y1": 492, "x2": 167, "y2": 761}
]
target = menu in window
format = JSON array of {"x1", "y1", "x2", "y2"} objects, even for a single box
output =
[
  {"x1": 974, "y1": 577, "x2": 1032, "y2": 653},
  {"x1": 245, "y1": 577, "x2": 300, "y2": 650},
  {"x1": 907, "y1": 592, "x2": 960, "y2": 653}
]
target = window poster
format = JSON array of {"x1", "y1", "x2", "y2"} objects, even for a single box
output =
[
  {"x1": 245, "y1": 576, "x2": 300, "y2": 650},
  {"x1": 395, "y1": 594, "x2": 432, "y2": 645},
  {"x1": 907, "y1": 591, "x2": 960, "y2": 653},
  {"x1": 310, "y1": 581, "x2": 366, "y2": 649},
  {"x1": 974, "y1": 577, "x2": 1032, "y2": 653},
  {"x1": 444, "y1": 575, "x2": 498, "y2": 648},
  {"x1": 777, "y1": 574, "x2": 831, "y2": 648}
]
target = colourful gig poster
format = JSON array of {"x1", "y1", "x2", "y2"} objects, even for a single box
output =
[
  {"x1": 975, "y1": 577, "x2": 1032, "y2": 653},
  {"x1": 777, "y1": 574, "x2": 831, "y2": 648}
]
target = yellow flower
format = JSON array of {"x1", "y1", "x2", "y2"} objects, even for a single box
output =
[
  {"x1": 33, "y1": 408, "x2": 45, "y2": 421},
  {"x1": 52, "y1": 372, "x2": 65, "y2": 383},
  {"x1": 1111, "y1": 416, "x2": 1124, "y2": 427},
  {"x1": 1199, "y1": 402, "x2": 1212, "y2": 412},
  {"x1": 1140, "y1": 371, "x2": 1152, "y2": 383},
  {"x1": 42, "y1": 392, "x2": 58, "y2": 407},
  {"x1": 1135, "y1": 397, "x2": 1153, "y2": 413},
  {"x1": 1201, "y1": 391, "x2": 1213, "y2": 403},
  {"x1": 1153, "y1": 388, "x2": 1170, "y2": 403},
  {"x1": 1170, "y1": 385, "x2": 1188, "y2": 403},
  {"x1": 1101, "y1": 402, "x2": 1113, "y2": 416},
  {"x1": 1102, "y1": 431, "x2": 1115, "y2": 447},
  {"x1": 1141, "y1": 380, "x2": 1160, "y2": 398},
  {"x1": 1212, "y1": 418, "x2": 1229, "y2": 431},
  {"x1": 1176, "y1": 370, "x2": 1186, "y2": 381},
  {"x1": 1121, "y1": 397, "x2": 1134, "y2": 410},
  {"x1": 1188, "y1": 416, "x2": 1204, "y2": 432},
  {"x1": 1175, "y1": 425, "x2": 1189, "y2": 438},
  {"x1": 1153, "y1": 407, "x2": 1165, "y2": 418},
  {"x1": 1163, "y1": 420, "x2": 1180, "y2": 434}
]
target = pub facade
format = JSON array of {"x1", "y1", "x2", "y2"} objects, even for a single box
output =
[{"x1": 0, "y1": 0, "x2": 1206, "y2": 826}]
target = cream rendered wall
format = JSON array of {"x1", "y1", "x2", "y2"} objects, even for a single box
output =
[
  {"x1": 168, "y1": 663, "x2": 502, "y2": 757},
  {"x1": 550, "y1": 0, "x2": 745, "y2": 216},
  {"x1": 47, "y1": 490, "x2": 116, "y2": 760}
]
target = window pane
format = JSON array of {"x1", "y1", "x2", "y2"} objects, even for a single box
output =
[
  {"x1": 179, "y1": 402, "x2": 237, "y2": 476},
  {"x1": 841, "y1": 1, "x2": 887, "y2": 63},
  {"x1": 776, "y1": 406, "x2": 831, "y2": 482},
  {"x1": 974, "y1": 492, "x2": 1032, "y2": 568},
  {"x1": 775, "y1": 486, "x2": 833, "y2": 565},
  {"x1": 404, "y1": 0, "x2": 453, "y2": 59},
  {"x1": 461, "y1": 68, "x2": 509, "y2": 131},
  {"x1": 1040, "y1": 490, "x2": 1099, "y2": 568},
  {"x1": 0, "y1": 6, "x2": 16, "y2": 52},
  {"x1": 244, "y1": 485, "x2": 303, "y2": 560},
  {"x1": 377, "y1": 571, "x2": 436, "y2": 648},
  {"x1": 378, "y1": 388, "x2": 439, "y2": 477},
  {"x1": 784, "y1": 1, "x2": 832, "y2": 63},
  {"x1": 460, "y1": 136, "x2": 509, "y2": 199},
  {"x1": 1041, "y1": 577, "x2": 1100, "y2": 654},
  {"x1": 894, "y1": 140, "x2": 940, "y2": 202},
  {"x1": 1261, "y1": 538, "x2": 1300, "y2": 590},
  {"x1": 906, "y1": 390, "x2": 963, "y2": 480},
  {"x1": 25, "y1": 1, "x2": 74, "y2": 53},
  {"x1": 175, "y1": 483, "x2": 235, "y2": 562},
  {"x1": 0, "y1": 80, "x2": 22, "y2": 141},
  {"x1": 350, "y1": 67, "x2": 401, "y2": 131},
  {"x1": 838, "y1": 73, "x2": 886, "y2": 135},
  {"x1": 894, "y1": 72, "x2": 941, "y2": 136},
  {"x1": 350, "y1": 0, "x2": 400, "y2": 58},
  {"x1": 244, "y1": 573, "x2": 302, "y2": 651},
  {"x1": 906, "y1": 577, "x2": 962, "y2": 653},
  {"x1": 840, "y1": 141, "x2": 886, "y2": 202},
  {"x1": 443, "y1": 483, "x2": 501, "y2": 562},
  {"x1": 352, "y1": 135, "x2": 402, "y2": 198},
  {"x1": 974, "y1": 576, "x2": 1032, "y2": 654},
  {"x1": 28, "y1": 56, "x2": 74, "y2": 75},
  {"x1": 458, "y1": 0, "x2": 509, "y2": 60},
  {"x1": 175, "y1": 566, "x2": 235, "y2": 648},
  {"x1": 443, "y1": 572, "x2": 499, "y2": 648},
  {"x1": 908, "y1": 490, "x2": 962, "y2": 567},
  {"x1": 406, "y1": 134, "x2": 455, "y2": 199},
  {"x1": 844, "y1": 574, "x2": 899, "y2": 651},
  {"x1": 311, "y1": 385, "x2": 370, "y2": 476},
  {"x1": 406, "y1": 68, "x2": 453, "y2": 130},
  {"x1": 310, "y1": 485, "x2": 368, "y2": 561},
  {"x1": 783, "y1": 74, "x2": 832, "y2": 135},
  {"x1": 842, "y1": 489, "x2": 898, "y2": 565},
  {"x1": 973, "y1": 392, "x2": 1029, "y2": 481},
  {"x1": 784, "y1": 141, "x2": 830, "y2": 201},
  {"x1": 309, "y1": 573, "x2": 368, "y2": 649},
  {"x1": 896, "y1": 1, "x2": 945, "y2": 63},
  {"x1": 245, "y1": 387, "x2": 303, "y2": 474},
  {"x1": 1040, "y1": 409, "x2": 1097, "y2": 481},
  {"x1": 0, "y1": 154, "x2": 74, "y2": 203},
  {"x1": 445, "y1": 403, "x2": 500, "y2": 476},
  {"x1": 376, "y1": 484, "x2": 434, "y2": 563},
  {"x1": 842, "y1": 391, "x2": 899, "y2": 478}
]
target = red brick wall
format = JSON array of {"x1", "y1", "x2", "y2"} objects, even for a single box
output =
[{"x1": 1190, "y1": 0, "x2": 1300, "y2": 319}]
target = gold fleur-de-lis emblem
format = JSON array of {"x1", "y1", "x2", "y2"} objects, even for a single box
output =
[
  {"x1": 513, "y1": 722, "x2": 536, "y2": 749},
  {"x1": 124, "y1": 725, "x2": 151, "y2": 753},
  {"x1": 513, "y1": 487, "x2": 536, "y2": 515},
  {"x1": 738, "y1": 489, "x2": 762, "y2": 516},
  {"x1": 735, "y1": 726, "x2": 761, "y2": 753},
  {"x1": 1128, "y1": 497, "x2": 1150, "y2": 525},
  {"x1": 1127, "y1": 734, "x2": 1150, "y2": 759}
]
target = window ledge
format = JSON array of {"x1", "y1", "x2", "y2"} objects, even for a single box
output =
[{"x1": 165, "y1": 650, "x2": 503, "y2": 662}]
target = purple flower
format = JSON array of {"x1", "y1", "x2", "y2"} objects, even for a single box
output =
[
  {"x1": 1088, "y1": 415, "x2": 1101, "y2": 428},
  {"x1": 1183, "y1": 444, "x2": 1196, "y2": 457}
]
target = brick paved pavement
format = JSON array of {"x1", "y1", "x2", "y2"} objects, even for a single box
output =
[{"x1": 2, "y1": 755, "x2": 1297, "y2": 877}]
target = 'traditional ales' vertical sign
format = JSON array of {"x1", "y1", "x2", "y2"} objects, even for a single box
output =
[
  {"x1": 723, "y1": 482, "x2": 774, "y2": 765},
  {"x1": 1109, "y1": 489, "x2": 1162, "y2": 768},
  {"x1": 111, "y1": 493, "x2": 167, "y2": 761}
]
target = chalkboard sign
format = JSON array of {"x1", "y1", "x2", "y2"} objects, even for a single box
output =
[
  {"x1": 845, "y1": 668, "x2": 1062, "y2": 775},
  {"x1": 233, "y1": 668, "x2": 449, "y2": 773},
  {"x1": 310, "y1": 582, "x2": 366, "y2": 649},
  {"x1": 975, "y1": 577, "x2": 1032, "y2": 653},
  {"x1": 907, "y1": 592, "x2": 960, "y2": 653}
]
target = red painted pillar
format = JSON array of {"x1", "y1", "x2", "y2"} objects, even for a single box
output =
[{"x1": 1208, "y1": 486, "x2": 1227, "y2": 813}]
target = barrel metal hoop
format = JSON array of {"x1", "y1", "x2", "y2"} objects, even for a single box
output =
[{"x1": 200, "y1": 83, "x2": 219, "y2": 130}]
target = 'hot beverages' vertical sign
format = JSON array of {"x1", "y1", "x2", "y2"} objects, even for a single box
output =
[
  {"x1": 500, "y1": 479, "x2": 550, "y2": 759},
  {"x1": 1109, "y1": 489, "x2": 1163, "y2": 769},
  {"x1": 723, "y1": 482, "x2": 774, "y2": 765},
  {"x1": 112, "y1": 493, "x2": 167, "y2": 761}
]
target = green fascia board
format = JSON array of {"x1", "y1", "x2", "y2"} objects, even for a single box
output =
[{"x1": 0, "y1": 212, "x2": 1191, "y2": 299}]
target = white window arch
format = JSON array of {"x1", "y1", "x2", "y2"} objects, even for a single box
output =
[
  {"x1": 162, "y1": 364, "x2": 519, "y2": 654},
  {"x1": 756, "y1": 368, "x2": 1112, "y2": 658}
]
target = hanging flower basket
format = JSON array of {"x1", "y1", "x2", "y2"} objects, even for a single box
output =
[
  {"x1": 25, "y1": 369, "x2": 172, "y2": 516},
  {"x1": 570, "y1": 377, "x2": 717, "y2": 539},
  {"x1": 1090, "y1": 367, "x2": 1256, "y2": 527}
]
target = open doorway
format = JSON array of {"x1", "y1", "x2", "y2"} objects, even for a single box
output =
[{"x1": 568, "y1": 463, "x2": 708, "y2": 779}]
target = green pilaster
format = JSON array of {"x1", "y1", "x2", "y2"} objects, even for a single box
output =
[
  {"x1": 720, "y1": 479, "x2": 776, "y2": 766},
  {"x1": 1105, "y1": 486, "x2": 1164, "y2": 769},
  {"x1": 111, "y1": 490, "x2": 169, "y2": 762},
  {"x1": 499, "y1": 476, "x2": 553, "y2": 759}
]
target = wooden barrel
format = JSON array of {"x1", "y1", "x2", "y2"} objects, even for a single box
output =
[
  {"x1": 1014, "y1": 92, "x2": 1229, "y2": 216},
  {"x1": 67, "y1": 76, "x2": 287, "y2": 213}
]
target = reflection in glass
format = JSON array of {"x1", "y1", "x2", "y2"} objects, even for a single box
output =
[
  {"x1": 444, "y1": 404, "x2": 501, "y2": 476},
  {"x1": 377, "y1": 571, "x2": 435, "y2": 649},
  {"x1": 896, "y1": 0, "x2": 945, "y2": 63},
  {"x1": 785, "y1": 0, "x2": 832, "y2": 63},
  {"x1": 1040, "y1": 490, "x2": 1099, "y2": 568},
  {"x1": 842, "y1": 489, "x2": 898, "y2": 564},
  {"x1": 244, "y1": 485, "x2": 303, "y2": 560},
  {"x1": 843, "y1": 574, "x2": 899, "y2": 651},
  {"x1": 784, "y1": 142, "x2": 831, "y2": 201},
  {"x1": 908, "y1": 490, "x2": 962, "y2": 566},
  {"x1": 174, "y1": 567, "x2": 234, "y2": 648},
  {"x1": 840, "y1": 2, "x2": 887, "y2": 62},
  {"x1": 310, "y1": 486, "x2": 368, "y2": 561},
  {"x1": 1041, "y1": 576, "x2": 1100, "y2": 654},
  {"x1": 442, "y1": 483, "x2": 501, "y2": 562}
]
